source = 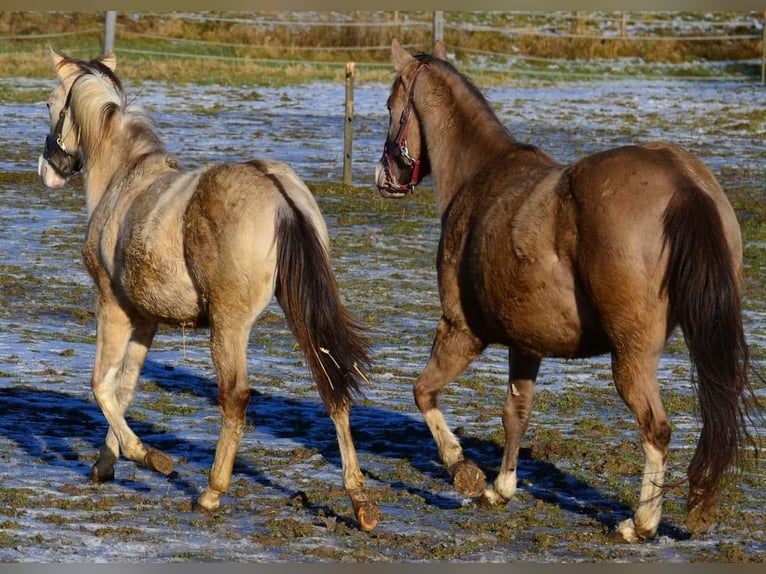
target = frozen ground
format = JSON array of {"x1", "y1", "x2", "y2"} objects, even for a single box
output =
[{"x1": 0, "y1": 72, "x2": 764, "y2": 562}]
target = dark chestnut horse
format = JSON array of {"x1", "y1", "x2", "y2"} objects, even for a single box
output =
[{"x1": 375, "y1": 39, "x2": 756, "y2": 541}]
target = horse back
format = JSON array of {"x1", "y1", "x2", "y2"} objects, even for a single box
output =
[
  {"x1": 440, "y1": 141, "x2": 740, "y2": 360},
  {"x1": 85, "y1": 159, "x2": 318, "y2": 327},
  {"x1": 568, "y1": 141, "x2": 741, "y2": 275}
]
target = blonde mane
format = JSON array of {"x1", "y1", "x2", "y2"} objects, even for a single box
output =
[{"x1": 69, "y1": 71, "x2": 166, "y2": 167}]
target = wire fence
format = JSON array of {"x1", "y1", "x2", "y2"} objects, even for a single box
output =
[{"x1": 3, "y1": 11, "x2": 765, "y2": 83}]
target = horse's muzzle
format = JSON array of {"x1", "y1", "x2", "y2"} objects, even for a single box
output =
[
  {"x1": 39, "y1": 134, "x2": 81, "y2": 188},
  {"x1": 38, "y1": 155, "x2": 67, "y2": 189},
  {"x1": 374, "y1": 161, "x2": 410, "y2": 198}
]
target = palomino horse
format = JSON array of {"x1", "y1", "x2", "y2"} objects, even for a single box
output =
[
  {"x1": 38, "y1": 48, "x2": 379, "y2": 531},
  {"x1": 375, "y1": 40, "x2": 756, "y2": 542}
]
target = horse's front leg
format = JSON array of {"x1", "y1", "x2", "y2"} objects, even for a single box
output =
[
  {"x1": 482, "y1": 350, "x2": 539, "y2": 505},
  {"x1": 414, "y1": 317, "x2": 486, "y2": 497},
  {"x1": 90, "y1": 302, "x2": 167, "y2": 481},
  {"x1": 330, "y1": 403, "x2": 380, "y2": 532},
  {"x1": 196, "y1": 323, "x2": 250, "y2": 511}
]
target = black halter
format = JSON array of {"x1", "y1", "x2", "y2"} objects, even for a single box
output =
[
  {"x1": 42, "y1": 61, "x2": 121, "y2": 179},
  {"x1": 43, "y1": 78, "x2": 83, "y2": 179}
]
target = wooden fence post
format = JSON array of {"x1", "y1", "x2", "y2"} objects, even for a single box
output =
[
  {"x1": 761, "y1": 11, "x2": 765, "y2": 85},
  {"x1": 343, "y1": 61, "x2": 355, "y2": 187},
  {"x1": 572, "y1": 11, "x2": 586, "y2": 35}
]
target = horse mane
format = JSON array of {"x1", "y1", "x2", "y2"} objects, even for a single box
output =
[
  {"x1": 68, "y1": 62, "x2": 166, "y2": 163},
  {"x1": 413, "y1": 52, "x2": 516, "y2": 145}
]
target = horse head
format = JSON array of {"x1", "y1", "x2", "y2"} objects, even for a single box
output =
[
  {"x1": 38, "y1": 48, "x2": 118, "y2": 189},
  {"x1": 374, "y1": 40, "x2": 447, "y2": 197}
]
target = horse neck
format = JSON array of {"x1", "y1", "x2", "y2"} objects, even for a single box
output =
[
  {"x1": 72, "y1": 79, "x2": 166, "y2": 216},
  {"x1": 417, "y1": 68, "x2": 517, "y2": 214}
]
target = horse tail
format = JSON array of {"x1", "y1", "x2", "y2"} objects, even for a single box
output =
[
  {"x1": 271, "y1": 175, "x2": 371, "y2": 413},
  {"x1": 661, "y1": 185, "x2": 755, "y2": 532}
]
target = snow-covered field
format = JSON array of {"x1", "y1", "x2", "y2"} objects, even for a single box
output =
[{"x1": 0, "y1": 71, "x2": 764, "y2": 562}]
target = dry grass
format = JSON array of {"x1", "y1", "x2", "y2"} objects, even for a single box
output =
[{"x1": 0, "y1": 11, "x2": 762, "y2": 85}]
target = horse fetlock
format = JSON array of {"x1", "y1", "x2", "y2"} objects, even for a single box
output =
[
  {"x1": 143, "y1": 448, "x2": 174, "y2": 476},
  {"x1": 449, "y1": 460, "x2": 486, "y2": 498},
  {"x1": 482, "y1": 473, "x2": 516, "y2": 506},
  {"x1": 439, "y1": 444, "x2": 465, "y2": 470},
  {"x1": 348, "y1": 489, "x2": 381, "y2": 532},
  {"x1": 196, "y1": 487, "x2": 222, "y2": 512},
  {"x1": 614, "y1": 517, "x2": 659, "y2": 543}
]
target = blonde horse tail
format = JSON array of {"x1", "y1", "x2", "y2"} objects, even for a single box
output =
[
  {"x1": 270, "y1": 175, "x2": 371, "y2": 413},
  {"x1": 661, "y1": 185, "x2": 757, "y2": 533}
]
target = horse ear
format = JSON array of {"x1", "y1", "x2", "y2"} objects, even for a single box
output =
[
  {"x1": 48, "y1": 46, "x2": 66, "y2": 72},
  {"x1": 99, "y1": 52, "x2": 117, "y2": 72},
  {"x1": 48, "y1": 46, "x2": 79, "y2": 81},
  {"x1": 391, "y1": 38, "x2": 414, "y2": 73},
  {"x1": 433, "y1": 41, "x2": 447, "y2": 61}
]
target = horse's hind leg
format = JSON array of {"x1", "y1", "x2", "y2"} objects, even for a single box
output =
[
  {"x1": 330, "y1": 403, "x2": 380, "y2": 532},
  {"x1": 414, "y1": 317, "x2": 486, "y2": 497},
  {"x1": 90, "y1": 304, "x2": 169, "y2": 481},
  {"x1": 197, "y1": 320, "x2": 251, "y2": 512},
  {"x1": 483, "y1": 350, "x2": 540, "y2": 505},
  {"x1": 611, "y1": 342, "x2": 670, "y2": 542}
]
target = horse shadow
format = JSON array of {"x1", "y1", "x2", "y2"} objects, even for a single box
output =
[
  {"x1": 0, "y1": 386, "x2": 104, "y2": 468},
  {"x1": 0, "y1": 357, "x2": 689, "y2": 539},
  {"x1": 138, "y1": 357, "x2": 690, "y2": 539},
  {"x1": 0, "y1": 383, "x2": 208, "y2": 499}
]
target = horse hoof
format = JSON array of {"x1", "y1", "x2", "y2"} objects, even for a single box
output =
[
  {"x1": 450, "y1": 460, "x2": 486, "y2": 498},
  {"x1": 355, "y1": 500, "x2": 381, "y2": 532},
  {"x1": 480, "y1": 486, "x2": 508, "y2": 507},
  {"x1": 144, "y1": 448, "x2": 174, "y2": 476},
  {"x1": 349, "y1": 489, "x2": 381, "y2": 532},
  {"x1": 89, "y1": 462, "x2": 115, "y2": 483},
  {"x1": 196, "y1": 488, "x2": 221, "y2": 512},
  {"x1": 614, "y1": 518, "x2": 640, "y2": 543},
  {"x1": 686, "y1": 501, "x2": 718, "y2": 535}
]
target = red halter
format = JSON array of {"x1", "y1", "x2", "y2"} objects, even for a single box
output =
[{"x1": 381, "y1": 64, "x2": 426, "y2": 192}]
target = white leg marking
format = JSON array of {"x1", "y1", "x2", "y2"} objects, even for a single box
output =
[
  {"x1": 483, "y1": 469, "x2": 517, "y2": 505},
  {"x1": 616, "y1": 517, "x2": 640, "y2": 543},
  {"x1": 94, "y1": 366, "x2": 145, "y2": 461},
  {"x1": 616, "y1": 441, "x2": 666, "y2": 542},
  {"x1": 634, "y1": 441, "x2": 665, "y2": 535},
  {"x1": 422, "y1": 408, "x2": 463, "y2": 468}
]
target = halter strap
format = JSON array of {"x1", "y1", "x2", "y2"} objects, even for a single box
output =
[
  {"x1": 382, "y1": 64, "x2": 427, "y2": 192},
  {"x1": 43, "y1": 64, "x2": 120, "y2": 178},
  {"x1": 43, "y1": 74, "x2": 85, "y2": 177}
]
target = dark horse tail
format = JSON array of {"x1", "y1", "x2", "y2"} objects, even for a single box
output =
[
  {"x1": 661, "y1": 186, "x2": 755, "y2": 533},
  {"x1": 271, "y1": 177, "x2": 371, "y2": 413}
]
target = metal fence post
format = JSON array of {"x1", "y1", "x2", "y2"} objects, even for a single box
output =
[
  {"x1": 343, "y1": 61, "x2": 355, "y2": 187},
  {"x1": 103, "y1": 11, "x2": 117, "y2": 54},
  {"x1": 433, "y1": 11, "x2": 444, "y2": 45}
]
